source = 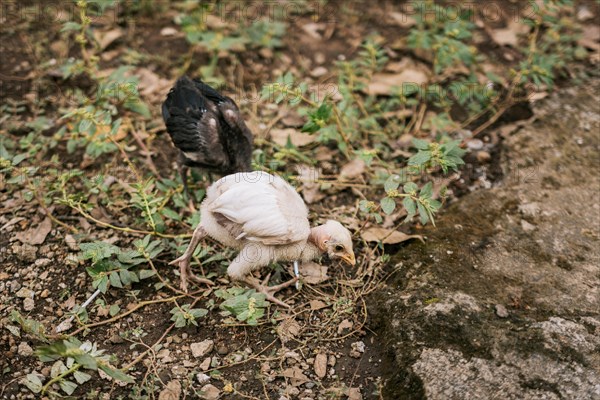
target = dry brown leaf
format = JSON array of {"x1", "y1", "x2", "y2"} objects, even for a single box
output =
[
  {"x1": 277, "y1": 318, "x2": 301, "y2": 344},
  {"x1": 296, "y1": 165, "x2": 325, "y2": 204},
  {"x1": 314, "y1": 353, "x2": 327, "y2": 378},
  {"x1": 281, "y1": 110, "x2": 305, "y2": 127},
  {"x1": 15, "y1": 217, "x2": 52, "y2": 245},
  {"x1": 337, "y1": 319, "x2": 353, "y2": 334},
  {"x1": 135, "y1": 68, "x2": 172, "y2": 98},
  {"x1": 299, "y1": 262, "x2": 329, "y2": 284},
  {"x1": 578, "y1": 25, "x2": 600, "y2": 51},
  {"x1": 490, "y1": 28, "x2": 518, "y2": 47},
  {"x1": 309, "y1": 299, "x2": 329, "y2": 310},
  {"x1": 348, "y1": 387, "x2": 363, "y2": 400},
  {"x1": 361, "y1": 227, "x2": 424, "y2": 245},
  {"x1": 366, "y1": 69, "x2": 429, "y2": 96},
  {"x1": 158, "y1": 380, "x2": 181, "y2": 400},
  {"x1": 63, "y1": 295, "x2": 76, "y2": 310},
  {"x1": 270, "y1": 128, "x2": 315, "y2": 147},
  {"x1": 281, "y1": 367, "x2": 309, "y2": 386},
  {"x1": 94, "y1": 28, "x2": 124, "y2": 50},
  {"x1": 339, "y1": 159, "x2": 366, "y2": 180},
  {"x1": 389, "y1": 12, "x2": 416, "y2": 28}
]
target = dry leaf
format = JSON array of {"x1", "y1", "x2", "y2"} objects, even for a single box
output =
[
  {"x1": 389, "y1": 12, "x2": 416, "y2": 28},
  {"x1": 314, "y1": 353, "x2": 327, "y2": 378},
  {"x1": 94, "y1": 28, "x2": 124, "y2": 50},
  {"x1": 578, "y1": 25, "x2": 600, "y2": 51},
  {"x1": 281, "y1": 110, "x2": 305, "y2": 127},
  {"x1": 490, "y1": 28, "x2": 518, "y2": 47},
  {"x1": 299, "y1": 262, "x2": 329, "y2": 284},
  {"x1": 270, "y1": 128, "x2": 315, "y2": 147},
  {"x1": 158, "y1": 380, "x2": 181, "y2": 400},
  {"x1": 282, "y1": 367, "x2": 309, "y2": 386},
  {"x1": 277, "y1": 318, "x2": 301, "y2": 344},
  {"x1": 63, "y1": 295, "x2": 76, "y2": 310},
  {"x1": 348, "y1": 387, "x2": 363, "y2": 400},
  {"x1": 337, "y1": 319, "x2": 353, "y2": 334},
  {"x1": 309, "y1": 300, "x2": 329, "y2": 310},
  {"x1": 366, "y1": 69, "x2": 429, "y2": 96},
  {"x1": 361, "y1": 228, "x2": 424, "y2": 245},
  {"x1": 296, "y1": 165, "x2": 325, "y2": 204},
  {"x1": 15, "y1": 217, "x2": 52, "y2": 245},
  {"x1": 339, "y1": 159, "x2": 366, "y2": 180}
]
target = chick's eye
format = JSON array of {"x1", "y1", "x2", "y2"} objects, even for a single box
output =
[{"x1": 335, "y1": 244, "x2": 344, "y2": 251}]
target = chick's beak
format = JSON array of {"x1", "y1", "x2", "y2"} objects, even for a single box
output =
[{"x1": 341, "y1": 251, "x2": 356, "y2": 266}]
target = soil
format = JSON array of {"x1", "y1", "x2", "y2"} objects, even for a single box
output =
[{"x1": 1, "y1": 1, "x2": 599, "y2": 400}]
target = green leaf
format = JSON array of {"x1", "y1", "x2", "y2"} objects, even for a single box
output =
[
  {"x1": 109, "y1": 271, "x2": 122, "y2": 288},
  {"x1": 412, "y1": 138, "x2": 430, "y2": 150},
  {"x1": 138, "y1": 269, "x2": 156, "y2": 280},
  {"x1": 161, "y1": 207, "x2": 181, "y2": 221},
  {"x1": 23, "y1": 373, "x2": 43, "y2": 393},
  {"x1": 73, "y1": 370, "x2": 92, "y2": 384},
  {"x1": 380, "y1": 197, "x2": 396, "y2": 215},
  {"x1": 403, "y1": 182, "x2": 418, "y2": 194},
  {"x1": 417, "y1": 202, "x2": 429, "y2": 225},
  {"x1": 403, "y1": 197, "x2": 417, "y2": 218},
  {"x1": 408, "y1": 151, "x2": 431, "y2": 166},
  {"x1": 384, "y1": 174, "x2": 403, "y2": 192},
  {"x1": 61, "y1": 22, "x2": 81, "y2": 32},
  {"x1": 109, "y1": 304, "x2": 120, "y2": 317},
  {"x1": 59, "y1": 379, "x2": 78, "y2": 395},
  {"x1": 98, "y1": 365, "x2": 134, "y2": 383},
  {"x1": 419, "y1": 182, "x2": 433, "y2": 199}
]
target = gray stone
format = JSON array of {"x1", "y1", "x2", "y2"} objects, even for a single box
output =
[{"x1": 191, "y1": 340, "x2": 214, "y2": 358}]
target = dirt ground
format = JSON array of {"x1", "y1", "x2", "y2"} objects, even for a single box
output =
[{"x1": 1, "y1": 1, "x2": 599, "y2": 400}]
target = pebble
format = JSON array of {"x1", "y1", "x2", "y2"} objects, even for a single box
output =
[
  {"x1": 34, "y1": 258, "x2": 51, "y2": 267},
  {"x1": 12, "y1": 243, "x2": 37, "y2": 262},
  {"x1": 16, "y1": 288, "x2": 34, "y2": 298},
  {"x1": 477, "y1": 151, "x2": 491, "y2": 163},
  {"x1": 18, "y1": 342, "x2": 33, "y2": 357},
  {"x1": 199, "y1": 384, "x2": 220, "y2": 400},
  {"x1": 23, "y1": 298, "x2": 35, "y2": 311},
  {"x1": 199, "y1": 357, "x2": 211, "y2": 371},
  {"x1": 65, "y1": 234, "x2": 79, "y2": 251},
  {"x1": 196, "y1": 373, "x2": 210, "y2": 385},
  {"x1": 310, "y1": 66, "x2": 328, "y2": 78},
  {"x1": 495, "y1": 304, "x2": 509, "y2": 318},
  {"x1": 314, "y1": 353, "x2": 327, "y2": 378},
  {"x1": 217, "y1": 344, "x2": 229, "y2": 355},
  {"x1": 191, "y1": 340, "x2": 214, "y2": 358},
  {"x1": 521, "y1": 219, "x2": 536, "y2": 232},
  {"x1": 467, "y1": 139, "x2": 484, "y2": 150},
  {"x1": 160, "y1": 27, "x2": 178, "y2": 36}
]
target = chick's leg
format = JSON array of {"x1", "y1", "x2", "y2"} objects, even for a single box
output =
[
  {"x1": 228, "y1": 250, "x2": 297, "y2": 308},
  {"x1": 177, "y1": 157, "x2": 196, "y2": 212},
  {"x1": 169, "y1": 224, "x2": 212, "y2": 292}
]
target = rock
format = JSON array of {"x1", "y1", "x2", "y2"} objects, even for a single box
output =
[
  {"x1": 40, "y1": 289, "x2": 49, "y2": 298},
  {"x1": 158, "y1": 380, "x2": 181, "y2": 400},
  {"x1": 191, "y1": 340, "x2": 214, "y2": 358},
  {"x1": 65, "y1": 234, "x2": 78, "y2": 251},
  {"x1": 16, "y1": 288, "x2": 34, "y2": 298},
  {"x1": 310, "y1": 66, "x2": 328, "y2": 78},
  {"x1": 520, "y1": 219, "x2": 536, "y2": 232},
  {"x1": 314, "y1": 353, "x2": 327, "y2": 378},
  {"x1": 160, "y1": 27, "x2": 178, "y2": 36},
  {"x1": 12, "y1": 243, "x2": 37, "y2": 262},
  {"x1": 476, "y1": 150, "x2": 491, "y2": 163},
  {"x1": 495, "y1": 304, "x2": 509, "y2": 318},
  {"x1": 17, "y1": 342, "x2": 33, "y2": 357},
  {"x1": 216, "y1": 343, "x2": 228, "y2": 355},
  {"x1": 196, "y1": 373, "x2": 210, "y2": 385},
  {"x1": 348, "y1": 388, "x2": 363, "y2": 400},
  {"x1": 199, "y1": 357, "x2": 211, "y2": 371},
  {"x1": 466, "y1": 139, "x2": 484, "y2": 150},
  {"x1": 23, "y1": 298, "x2": 34, "y2": 311},
  {"x1": 349, "y1": 341, "x2": 366, "y2": 358},
  {"x1": 199, "y1": 384, "x2": 220, "y2": 400},
  {"x1": 370, "y1": 81, "x2": 600, "y2": 398}
]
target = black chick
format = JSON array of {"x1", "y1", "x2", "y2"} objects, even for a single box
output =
[{"x1": 161, "y1": 76, "x2": 253, "y2": 197}]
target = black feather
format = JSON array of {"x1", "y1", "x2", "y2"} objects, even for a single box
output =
[{"x1": 162, "y1": 76, "x2": 254, "y2": 179}]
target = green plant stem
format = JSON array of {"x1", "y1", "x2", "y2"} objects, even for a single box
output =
[{"x1": 41, "y1": 364, "x2": 81, "y2": 394}]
